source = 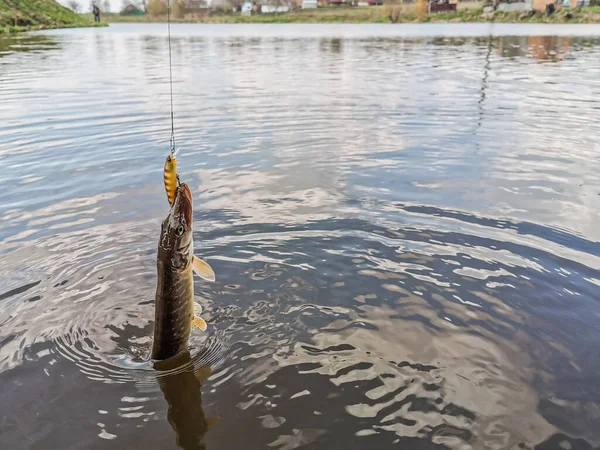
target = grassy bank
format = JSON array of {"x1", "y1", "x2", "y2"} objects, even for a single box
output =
[
  {"x1": 106, "y1": 4, "x2": 600, "y2": 24},
  {"x1": 0, "y1": 0, "x2": 107, "y2": 32}
]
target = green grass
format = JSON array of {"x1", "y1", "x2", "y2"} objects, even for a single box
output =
[
  {"x1": 486, "y1": 6, "x2": 600, "y2": 23},
  {"x1": 0, "y1": 0, "x2": 106, "y2": 32},
  {"x1": 105, "y1": 7, "x2": 389, "y2": 23},
  {"x1": 105, "y1": 4, "x2": 600, "y2": 24},
  {"x1": 2, "y1": 0, "x2": 598, "y2": 32}
]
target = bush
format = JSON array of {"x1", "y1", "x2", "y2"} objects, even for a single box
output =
[
  {"x1": 147, "y1": 0, "x2": 168, "y2": 16},
  {"x1": 171, "y1": 0, "x2": 184, "y2": 18},
  {"x1": 384, "y1": 3, "x2": 403, "y2": 22}
]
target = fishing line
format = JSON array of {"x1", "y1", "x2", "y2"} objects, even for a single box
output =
[{"x1": 167, "y1": 0, "x2": 176, "y2": 154}]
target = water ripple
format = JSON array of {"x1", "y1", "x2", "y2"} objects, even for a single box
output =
[{"x1": 1, "y1": 24, "x2": 599, "y2": 450}]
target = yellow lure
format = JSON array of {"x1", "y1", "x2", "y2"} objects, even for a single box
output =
[{"x1": 164, "y1": 152, "x2": 177, "y2": 206}]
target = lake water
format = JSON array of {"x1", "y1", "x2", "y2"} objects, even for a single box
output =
[{"x1": 1, "y1": 23, "x2": 600, "y2": 450}]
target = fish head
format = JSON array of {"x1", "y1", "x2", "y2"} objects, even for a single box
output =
[{"x1": 159, "y1": 183, "x2": 193, "y2": 270}]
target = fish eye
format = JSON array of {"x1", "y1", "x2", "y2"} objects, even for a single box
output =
[{"x1": 176, "y1": 225, "x2": 184, "y2": 236}]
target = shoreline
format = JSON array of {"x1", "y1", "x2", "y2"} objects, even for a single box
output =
[
  {"x1": 1, "y1": 23, "x2": 108, "y2": 34},
  {"x1": 104, "y1": 6, "x2": 600, "y2": 25},
  {"x1": 4, "y1": 7, "x2": 599, "y2": 33}
]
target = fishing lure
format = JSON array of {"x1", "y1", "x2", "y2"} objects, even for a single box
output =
[{"x1": 164, "y1": 151, "x2": 177, "y2": 206}]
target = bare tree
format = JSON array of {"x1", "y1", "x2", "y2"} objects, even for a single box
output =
[
  {"x1": 103, "y1": 0, "x2": 111, "y2": 12},
  {"x1": 171, "y1": 0, "x2": 184, "y2": 18},
  {"x1": 68, "y1": 0, "x2": 81, "y2": 12}
]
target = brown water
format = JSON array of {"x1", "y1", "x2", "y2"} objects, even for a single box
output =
[{"x1": 1, "y1": 23, "x2": 600, "y2": 450}]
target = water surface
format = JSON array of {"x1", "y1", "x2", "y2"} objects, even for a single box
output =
[{"x1": 1, "y1": 23, "x2": 600, "y2": 450}]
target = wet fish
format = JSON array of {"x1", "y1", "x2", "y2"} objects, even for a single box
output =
[
  {"x1": 151, "y1": 183, "x2": 216, "y2": 361},
  {"x1": 164, "y1": 151, "x2": 177, "y2": 206}
]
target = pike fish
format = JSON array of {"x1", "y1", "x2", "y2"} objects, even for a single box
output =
[{"x1": 151, "y1": 182, "x2": 216, "y2": 361}]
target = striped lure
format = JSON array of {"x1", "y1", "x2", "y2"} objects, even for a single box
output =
[{"x1": 164, "y1": 151, "x2": 177, "y2": 206}]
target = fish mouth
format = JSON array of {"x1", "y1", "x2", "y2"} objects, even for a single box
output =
[{"x1": 173, "y1": 183, "x2": 193, "y2": 227}]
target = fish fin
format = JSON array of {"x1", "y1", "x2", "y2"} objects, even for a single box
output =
[
  {"x1": 193, "y1": 301, "x2": 203, "y2": 315},
  {"x1": 192, "y1": 316, "x2": 208, "y2": 332},
  {"x1": 192, "y1": 256, "x2": 216, "y2": 282},
  {"x1": 206, "y1": 416, "x2": 221, "y2": 429}
]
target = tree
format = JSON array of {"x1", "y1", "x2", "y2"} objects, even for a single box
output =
[
  {"x1": 171, "y1": 0, "x2": 184, "y2": 18},
  {"x1": 147, "y1": 0, "x2": 168, "y2": 15},
  {"x1": 103, "y1": 0, "x2": 111, "y2": 12},
  {"x1": 68, "y1": 0, "x2": 81, "y2": 12}
]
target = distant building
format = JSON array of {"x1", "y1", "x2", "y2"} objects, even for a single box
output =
[
  {"x1": 532, "y1": 0, "x2": 577, "y2": 7},
  {"x1": 494, "y1": 0, "x2": 579, "y2": 11},
  {"x1": 301, "y1": 0, "x2": 317, "y2": 7},
  {"x1": 261, "y1": 4, "x2": 291, "y2": 12},
  {"x1": 357, "y1": 0, "x2": 383, "y2": 5},
  {"x1": 241, "y1": 1, "x2": 253, "y2": 14},
  {"x1": 183, "y1": 0, "x2": 209, "y2": 14},
  {"x1": 428, "y1": 0, "x2": 457, "y2": 13},
  {"x1": 120, "y1": 3, "x2": 144, "y2": 14},
  {"x1": 492, "y1": 0, "x2": 531, "y2": 11}
]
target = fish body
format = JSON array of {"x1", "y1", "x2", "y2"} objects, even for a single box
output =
[
  {"x1": 152, "y1": 183, "x2": 195, "y2": 361},
  {"x1": 152, "y1": 183, "x2": 216, "y2": 361}
]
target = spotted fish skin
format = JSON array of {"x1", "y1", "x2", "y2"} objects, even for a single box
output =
[{"x1": 152, "y1": 183, "x2": 194, "y2": 361}]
